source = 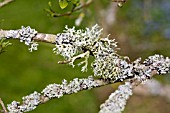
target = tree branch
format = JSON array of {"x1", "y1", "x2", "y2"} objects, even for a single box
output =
[
  {"x1": 7, "y1": 76, "x2": 111, "y2": 113},
  {"x1": 0, "y1": 0, "x2": 14, "y2": 8},
  {"x1": 45, "y1": 0, "x2": 93, "y2": 17},
  {"x1": 0, "y1": 29, "x2": 56, "y2": 44},
  {"x1": 0, "y1": 25, "x2": 170, "y2": 113},
  {"x1": 0, "y1": 98, "x2": 7, "y2": 113},
  {"x1": 6, "y1": 54, "x2": 170, "y2": 113}
]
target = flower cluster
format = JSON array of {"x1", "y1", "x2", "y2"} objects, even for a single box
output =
[
  {"x1": 99, "y1": 82, "x2": 133, "y2": 113},
  {"x1": 42, "y1": 76, "x2": 99, "y2": 98},
  {"x1": 7, "y1": 91, "x2": 41, "y2": 113},
  {"x1": 6, "y1": 26, "x2": 38, "y2": 52}
]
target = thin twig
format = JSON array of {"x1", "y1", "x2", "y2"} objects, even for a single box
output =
[
  {"x1": 45, "y1": 0, "x2": 93, "y2": 17},
  {"x1": 0, "y1": 0, "x2": 14, "y2": 8},
  {"x1": 0, "y1": 98, "x2": 8, "y2": 113},
  {"x1": 112, "y1": 0, "x2": 126, "y2": 2}
]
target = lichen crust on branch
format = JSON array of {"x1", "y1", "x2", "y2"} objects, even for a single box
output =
[
  {"x1": 7, "y1": 76, "x2": 104, "y2": 113},
  {"x1": 3, "y1": 26, "x2": 38, "y2": 52},
  {"x1": 99, "y1": 54, "x2": 170, "y2": 113},
  {"x1": 6, "y1": 53, "x2": 170, "y2": 113},
  {"x1": 1, "y1": 25, "x2": 170, "y2": 113},
  {"x1": 53, "y1": 24, "x2": 104, "y2": 72},
  {"x1": 99, "y1": 82, "x2": 133, "y2": 113}
]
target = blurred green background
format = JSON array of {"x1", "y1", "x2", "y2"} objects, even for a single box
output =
[{"x1": 0, "y1": 0, "x2": 170, "y2": 113}]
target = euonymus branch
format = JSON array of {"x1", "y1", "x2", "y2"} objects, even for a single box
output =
[{"x1": 0, "y1": 25, "x2": 170, "y2": 113}]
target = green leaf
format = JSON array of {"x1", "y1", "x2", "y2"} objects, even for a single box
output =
[
  {"x1": 71, "y1": 0, "x2": 80, "y2": 6},
  {"x1": 48, "y1": 1, "x2": 52, "y2": 7},
  {"x1": 0, "y1": 38, "x2": 12, "y2": 54},
  {"x1": 59, "y1": 0, "x2": 69, "y2": 9},
  {"x1": 71, "y1": 0, "x2": 78, "y2": 4}
]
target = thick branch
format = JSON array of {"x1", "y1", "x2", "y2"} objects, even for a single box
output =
[
  {"x1": 7, "y1": 76, "x2": 111, "y2": 113},
  {"x1": 6, "y1": 54, "x2": 170, "y2": 112}
]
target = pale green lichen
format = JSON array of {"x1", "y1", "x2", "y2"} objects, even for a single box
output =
[{"x1": 6, "y1": 26, "x2": 38, "y2": 52}]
